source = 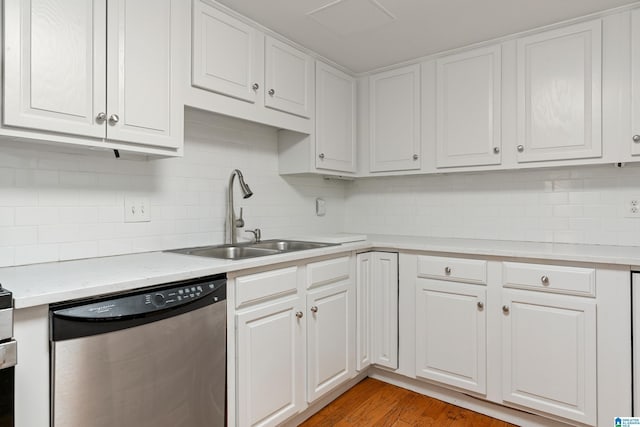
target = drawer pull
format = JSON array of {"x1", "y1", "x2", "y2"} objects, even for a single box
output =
[
  {"x1": 477, "y1": 301, "x2": 484, "y2": 310},
  {"x1": 502, "y1": 305, "x2": 510, "y2": 314},
  {"x1": 444, "y1": 266, "x2": 452, "y2": 275},
  {"x1": 541, "y1": 275, "x2": 549, "y2": 285},
  {"x1": 310, "y1": 306, "x2": 318, "y2": 313},
  {"x1": 295, "y1": 311, "x2": 303, "y2": 319}
]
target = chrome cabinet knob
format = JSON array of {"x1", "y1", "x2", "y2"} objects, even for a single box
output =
[
  {"x1": 96, "y1": 112, "x2": 107, "y2": 123},
  {"x1": 477, "y1": 301, "x2": 484, "y2": 310},
  {"x1": 295, "y1": 311, "x2": 303, "y2": 319},
  {"x1": 444, "y1": 266, "x2": 451, "y2": 274},
  {"x1": 413, "y1": 154, "x2": 419, "y2": 160},
  {"x1": 541, "y1": 275, "x2": 549, "y2": 285},
  {"x1": 517, "y1": 145, "x2": 524, "y2": 152},
  {"x1": 310, "y1": 306, "x2": 318, "y2": 313},
  {"x1": 502, "y1": 305, "x2": 510, "y2": 314},
  {"x1": 252, "y1": 83, "x2": 259, "y2": 91},
  {"x1": 268, "y1": 89, "x2": 275, "y2": 96},
  {"x1": 108, "y1": 114, "x2": 120, "y2": 125},
  {"x1": 319, "y1": 153, "x2": 325, "y2": 160},
  {"x1": 493, "y1": 147, "x2": 500, "y2": 154},
  {"x1": 634, "y1": 135, "x2": 640, "y2": 143}
]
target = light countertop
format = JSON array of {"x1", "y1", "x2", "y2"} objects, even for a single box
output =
[{"x1": 4, "y1": 234, "x2": 640, "y2": 309}]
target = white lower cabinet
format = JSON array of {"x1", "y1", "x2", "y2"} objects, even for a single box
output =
[
  {"x1": 415, "y1": 279, "x2": 486, "y2": 394},
  {"x1": 232, "y1": 254, "x2": 356, "y2": 427},
  {"x1": 236, "y1": 297, "x2": 305, "y2": 427},
  {"x1": 501, "y1": 289, "x2": 597, "y2": 425}
]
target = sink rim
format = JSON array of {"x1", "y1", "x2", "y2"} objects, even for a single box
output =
[{"x1": 166, "y1": 239, "x2": 339, "y2": 260}]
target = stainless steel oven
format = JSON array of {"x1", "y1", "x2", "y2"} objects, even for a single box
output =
[
  {"x1": 50, "y1": 275, "x2": 226, "y2": 427},
  {"x1": 0, "y1": 286, "x2": 16, "y2": 427}
]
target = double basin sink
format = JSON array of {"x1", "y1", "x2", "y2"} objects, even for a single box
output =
[{"x1": 168, "y1": 239, "x2": 337, "y2": 260}]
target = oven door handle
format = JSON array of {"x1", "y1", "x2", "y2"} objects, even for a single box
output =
[{"x1": 0, "y1": 340, "x2": 17, "y2": 370}]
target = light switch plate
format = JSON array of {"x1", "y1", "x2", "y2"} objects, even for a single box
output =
[
  {"x1": 124, "y1": 196, "x2": 151, "y2": 222},
  {"x1": 316, "y1": 198, "x2": 326, "y2": 216}
]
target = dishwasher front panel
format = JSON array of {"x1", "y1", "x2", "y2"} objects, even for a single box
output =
[{"x1": 52, "y1": 301, "x2": 225, "y2": 427}]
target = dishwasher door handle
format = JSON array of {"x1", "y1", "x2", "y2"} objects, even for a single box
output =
[{"x1": 0, "y1": 340, "x2": 17, "y2": 370}]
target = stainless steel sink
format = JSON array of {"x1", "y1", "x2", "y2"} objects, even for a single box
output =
[{"x1": 167, "y1": 239, "x2": 337, "y2": 260}]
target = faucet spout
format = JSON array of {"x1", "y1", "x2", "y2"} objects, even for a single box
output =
[{"x1": 226, "y1": 169, "x2": 253, "y2": 244}]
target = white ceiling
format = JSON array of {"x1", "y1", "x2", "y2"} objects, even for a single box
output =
[{"x1": 217, "y1": 0, "x2": 638, "y2": 73}]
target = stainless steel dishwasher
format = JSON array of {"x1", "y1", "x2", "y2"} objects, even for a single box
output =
[{"x1": 50, "y1": 275, "x2": 226, "y2": 427}]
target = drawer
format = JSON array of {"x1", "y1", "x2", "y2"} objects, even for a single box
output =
[
  {"x1": 503, "y1": 262, "x2": 595, "y2": 296},
  {"x1": 235, "y1": 266, "x2": 298, "y2": 308},
  {"x1": 307, "y1": 256, "x2": 351, "y2": 289},
  {"x1": 417, "y1": 255, "x2": 487, "y2": 284}
]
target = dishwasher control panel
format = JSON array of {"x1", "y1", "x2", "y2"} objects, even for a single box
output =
[{"x1": 145, "y1": 281, "x2": 222, "y2": 308}]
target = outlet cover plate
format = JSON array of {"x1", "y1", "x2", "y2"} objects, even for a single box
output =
[{"x1": 124, "y1": 196, "x2": 151, "y2": 222}]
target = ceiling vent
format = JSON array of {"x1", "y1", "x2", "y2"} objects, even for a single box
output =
[{"x1": 307, "y1": 0, "x2": 396, "y2": 36}]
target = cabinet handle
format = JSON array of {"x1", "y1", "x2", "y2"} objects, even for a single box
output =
[
  {"x1": 295, "y1": 311, "x2": 303, "y2": 319},
  {"x1": 477, "y1": 301, "x2": 484, "y2": 310},
  {"x1": 252, "y1": 83, "x2": 259, "y2": 91},
  {"x1": 517, "y1": 145, "x2": 524, "y2": 152},
  {"x1": 493, "y1": 147, "x2": 500, "y2": 154},
  {"x1": 634, "y1": 135, "x2": 640, "y2": 143},
  {"x1": 268, "y1": 89, "x2": 275, "y2": 96},
  {"x1": 444, "y1": 266, "x2": 451, "y2": 274},
  {"x1": 108, "y1": 114, "x2": 120, "y2": 125},
  {"x1": 310, "y1": 306, "x2": 318, "y2": 313},
  {"x1": 413, "y1": 154, "x2": 419, "y2": 160},
  {"x1": 318, "y1": 153, "x2": 325, "y2": 160},
  {"x1": 96, "y1": 112, "x2": 107, "y2": 124},
  {"x1": 541, "y1": 275, "x2": 549, "y2": 285},
  {"x1": 502, "y1": 305, "x2": 510, "y2": 314}
]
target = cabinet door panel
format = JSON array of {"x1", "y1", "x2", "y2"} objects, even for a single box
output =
[
  {"x1": 315, "y1": 62, "x2": 356, "y2": 173},
  {"x1": 236, "y1": 298, "x2": 305, "y2": 426},
  {"x1": 369, "y1": 65, "x2": 421, "y2": 172},
  {"x1": 307, "y1": 282, "x2": 355, "y2": 402},
  {"x1": 107, "y1": 0, "x2": 182, "y2": 147},
  {"x1": 631, "y1": 9, "x2": 640, "y2": 156},
  {"x1": 415, "y1": 279, "x2": 486, "y2": 394},
  {"x1": 372, "y1": 252, "x2": 398, "y2": 369},
  {"x1": 436, "y1": 45, "x2": 501, "y2": 168},
  {"x1": 265, "y1": 37, "x2": 313, "y2": 118},
  {"x1": 516, "y1": 20, "x2": 602, "y2": 163},
  {"x1": 502, "y1": 290, "x2": 596, "y2": 425},
  {"x1": 192, "y1": 1, "x2": 258, "y2": 103},
  {"x1": 355, "y1": 253, "x2": 372, "y2": 371},
  {"x1": 3, "y1": 0, "x2": 106, "y2": 138}
]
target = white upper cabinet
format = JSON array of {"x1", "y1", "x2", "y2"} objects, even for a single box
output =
[
  {"x1": 369, "y1": 64, "x2": 421, "y2": 172},
  {"x1": 631, "y1": 9, "x2": 640, "y2": 156},
  {"x1": 265, "y1": 36, "x2": 313, "y2": 118},
  {"x1": 516, "y1": 20, "x2": 602, "y2": 163},
  {"x1": 106, "y1": 0, "x2": 182, "y2": 148},
  {"x1": 315, "y1": 61, "x2": 356, "y2": 173},
  {"x1": 3, "y1": 0, "x2": 107, "y2": 139},
  {"x1": 436, "y1": 45, "x2": 502, "y2": 168},
  {"x1": 3, "y1": 0, "x2": 183, "y2": 152},
  {"x1": 192, "y1": 0, "x2": 259, "y2": 103}
]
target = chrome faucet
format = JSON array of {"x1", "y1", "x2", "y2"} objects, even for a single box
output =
[
  {"x1": 245, "y1": 228, "x2": 262, "y2": 243},
  {"x1": 226, "y1": 169, "x2": 253, "y2": 244}
]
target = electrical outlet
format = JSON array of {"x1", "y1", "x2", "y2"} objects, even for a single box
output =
[
  {"x1": 124, "y1": 196, "x2": 151, "y2": 222},
  {"x1": 625, "y1": 198, "x2": 640, "y2": 218}
]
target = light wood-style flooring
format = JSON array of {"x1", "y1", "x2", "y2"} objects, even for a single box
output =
[{"x1": 300, "y1": 378, "x2": 517, "y2": 427}]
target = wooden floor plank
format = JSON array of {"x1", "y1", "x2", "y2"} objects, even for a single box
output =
[{"x1": 300, "y1": 378, "x2": 516, "y2": 427}]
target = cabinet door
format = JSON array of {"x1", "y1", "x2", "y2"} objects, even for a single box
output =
[
  {"x1": 516, "y1": 20, "x2": 602, "y2": 163},
  {"x1": 192, "y1": 0, "x2": 259, "y2": 103},
  {"x1": 371, "y1": 252, "x2": 398, "y2": 369},
  {"x1": 236, "y1": 298, "x2": 305, "y2": 427},
  {"x1": 415, "y1": 279, "x2": 486, "y2": 394},
  {"x1": 264, "y1": 37, "x2": 313, "y2": 118},
  {"x1": 315, "y1": 62, "x2": 356, "y2": 173},
  {"x1": 502, "y1": 290, "x2": 596, "y2": 425},
  {"x1": 436, "y1": 45, "x2": 502, "y2": 168},
  {"x1": 3, "y1": 0, "x2": 107, "y2": 138},
  {"x1": 355, "y1": 253, "x2": 372, "y2": 371},
  {"x1": 370, "y1": 65, "x2": 421, "y2": 172},
  {"x1": 307, "y1": 281, "x2": 356, "y2": 403},
  {"x1": 106, "y1": 0, "x2": 182, "y2": 148},
  {"x1": 631, "y1": 10, "x2": 640, "y2": 156}
]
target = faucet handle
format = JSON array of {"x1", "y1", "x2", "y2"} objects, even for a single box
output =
[
  {"x1": 245, "y1": 228, "x2": 261, "y2": 243},
  {"x1": 235, "y1": 207, "x2": 245, "y2": 228}
]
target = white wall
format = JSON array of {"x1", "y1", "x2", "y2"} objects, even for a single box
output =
[
  {"x1": 344, "y1": 164, "x2": 640, "y2": 247},
  {"x1": 0, "y1": 110, "x2": 345, "y2": 267}
]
